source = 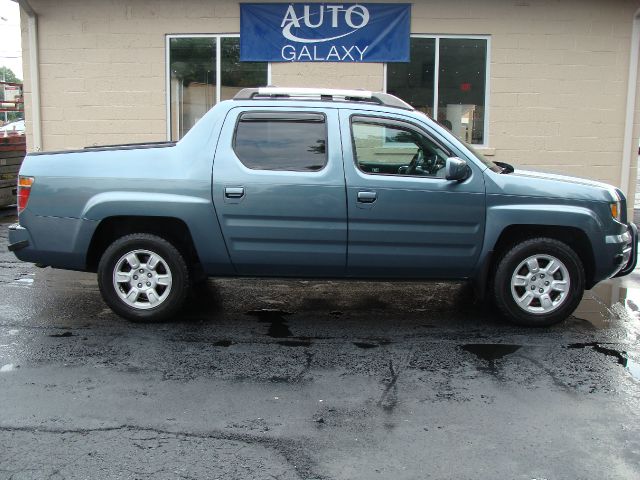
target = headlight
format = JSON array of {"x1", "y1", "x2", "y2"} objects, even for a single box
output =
[{"x1": 610, "y1": 201, "x2": 622, "y2": 221}]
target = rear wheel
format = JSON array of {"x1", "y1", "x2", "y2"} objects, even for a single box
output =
[
  {"x1": 98, "y1": 233, "x2": 190, "y2": 322},
  {"x1": 493, "y1": 238, "x2": 585, "y2": 326}
]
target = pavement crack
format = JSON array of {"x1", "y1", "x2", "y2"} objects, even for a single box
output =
[
  {"x1": 293, "y1": 350, "x2": 314, "y2": 383},
  {"x1": 377, "y1": 359, "x2": 400, "y2": 412},
  {"x1": 515, "y1": 353, "x2": 574, "y2": 393},
  {"x1": 0, "y1": 424, "x2": 327, "y2": 480}
]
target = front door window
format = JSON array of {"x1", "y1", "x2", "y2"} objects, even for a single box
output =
[{"x1": 351, "y1": 118, "x2": 450, "y2": 178}]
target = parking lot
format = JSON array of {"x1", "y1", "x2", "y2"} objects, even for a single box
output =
[{"x1": 1, "y1": 213, "x2": 639, "y2": 479}]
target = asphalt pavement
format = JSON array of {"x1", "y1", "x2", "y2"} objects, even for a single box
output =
[{"x1": 1, "y1": 214, "x2": 639, "y2": 479}]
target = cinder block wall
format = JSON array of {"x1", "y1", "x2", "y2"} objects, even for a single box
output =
[{"x1": 19, "y1": 0, "x2": 640, "y2": 202}]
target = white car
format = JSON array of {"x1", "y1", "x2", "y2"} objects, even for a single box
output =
[{"x1": 0, "y1": 119, "x2": 25, "y2": 133}]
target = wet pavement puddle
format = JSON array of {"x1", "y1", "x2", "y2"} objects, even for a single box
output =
[
  {"x1": 460, "y1": 344, "x2": 522, "y2": 362},
  {"x1": 353, "y1": 342, "x2": 379, "y2": 349},
  {"x1": 353, "y1": 340, "x2": 391, "y2": 349},
  {"x1": 628, "y1": 358, "x2": 640, "y2": 380},
  {"x1": 246, "y1": 309, "x2": 293, "y2": 338},
  {"x1": 1, "y1": 272, "x2": 35, "y2": 287},
  {"x1": 459, "y1": 341, "x2": 640, "y2": 380},
  {"x1": 574, "y1": 267, "x2": 640, "y2": 330},
  {"x1": 48, "y1": 331, "x2": 75, "y2": 338},
  {"x1": 277, "y1": 339, "x2": 311, "y2": 348},
  {"x1": 568, "y1": 342, "x2": 640, "y2": 380},
  {"x1": 567, "y1": 342, "x2": 627, "y2": 364},
  {"x1": 245, "y1": 309, "x2": 314, "y2": 347}
]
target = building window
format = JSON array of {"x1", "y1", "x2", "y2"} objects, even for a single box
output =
[
  {"x1": 234, "y1": 112, "x2": 328, "y2": 172},
  {"x1": 386, "y1": 36, "x2": 489, "y2": 146},
  {"x1": 167, "y1": 35, "x2": 269, "y2": 140}
]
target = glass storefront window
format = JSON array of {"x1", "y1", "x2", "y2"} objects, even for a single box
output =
[
  {"x1": 169, "y1": 37, "x2": 216, "y2": 141},
  {"x1": 168, "y1": 36, "x2": 268, "y2": 140},
  {"x1": 220, "y1": 37, "x2": 268, "y2": 102},
  {"x1": 386, "y1": 36, "x2": 489, "y2": 145},
  {"x1": 438, "y1": 38, "x2": 487, "y2": 145},
  {"x1": 386, "y1": 38, "x2": 435, "y2": 118}
]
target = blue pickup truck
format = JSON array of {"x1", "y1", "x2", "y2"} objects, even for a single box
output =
[{"x1": 7, "y1": 87, "x2": 637, "y2": 326}]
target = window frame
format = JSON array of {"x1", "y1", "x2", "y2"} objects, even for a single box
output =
[
  {"x1": 350, "y1": 114, "x2": 453, "y2": 180},
  {"x1": 383, "y1": 34, "x2": 491, "y2": 148},
  {"x1": 232, "y1": 110, "x2": 329, "y2": 173},
  {"x1": 165, "y1": 34, "x2": 272, "y2": 141}
]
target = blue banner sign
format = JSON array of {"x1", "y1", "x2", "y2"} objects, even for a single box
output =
[{"x1": 240, "y1": 3, "x2": 410, "y2": 62}]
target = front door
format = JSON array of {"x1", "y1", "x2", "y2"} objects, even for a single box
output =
[
  {"x1": 212, "y1": 107, "x2": 347, "y2": 276},
  {"x1": 340, "y1": 110, "x2": 486, "y2": 278}
]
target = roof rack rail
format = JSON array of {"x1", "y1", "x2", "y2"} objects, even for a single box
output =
[{"x1": 233, "y1": 87, "x2": 414, "y2": 110}]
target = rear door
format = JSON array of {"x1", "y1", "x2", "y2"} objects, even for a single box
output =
[
  {"x1": 211, "y1": 107, "x2": 347, "y2": 276},
  {"x1": 340, "y1": 110, "x2": 486, "y2": 278}
]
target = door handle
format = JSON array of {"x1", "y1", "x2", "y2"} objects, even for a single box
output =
[
  {"x1": 357, "y1": 191, "x2": 377, "y2": 203},
  {"x1": 224, "y1": 187, "x2": 245, "y2": 198}
]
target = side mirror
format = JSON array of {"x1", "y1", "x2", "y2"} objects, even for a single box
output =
[{"x1": 445, "y1": 157, "x2": 470, "y2": 182}]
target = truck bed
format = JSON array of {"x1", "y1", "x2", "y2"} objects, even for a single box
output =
[{"x1": 27, "y1": 141, "x2": 177, "y2": 157}]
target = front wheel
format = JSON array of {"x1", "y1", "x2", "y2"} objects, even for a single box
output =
[
  {"x1": 493, "y1": 238, "x2": 585, "y2": 327},
  {"x1": 98, "y1": 233, "x2": 190, "y2": 322}
]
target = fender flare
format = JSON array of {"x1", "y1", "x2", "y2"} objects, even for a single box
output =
[
  {"x1": 81, "y1": 192, "x2": 233, "y2": 274},
  {"x1": 473, "y1": 203, "x2": 602, "y2": 298}
]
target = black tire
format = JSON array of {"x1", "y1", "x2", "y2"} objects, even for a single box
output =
[
  {"x1": 493, "y1": 237, "x2": 585, "y2": 327},
  {"x1": 97, "y1": 233, "x2": 190, "y2": 322}
]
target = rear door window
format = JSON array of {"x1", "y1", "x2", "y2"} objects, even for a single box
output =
[{"x1": 234, "y1": 112, "x2": 327, "y2": 171}]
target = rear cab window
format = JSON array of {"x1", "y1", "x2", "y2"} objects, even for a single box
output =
[{"x1": 233, "y1": 112, "x2": 328, "y2": 172}]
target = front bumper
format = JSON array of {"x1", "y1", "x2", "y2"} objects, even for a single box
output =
[{"x1": 613, "y1": 223, "x2": 638, "y2": 278}]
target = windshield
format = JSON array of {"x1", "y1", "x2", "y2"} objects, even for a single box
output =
[
  {"x1": 463, "y1": 141, "x2": 503, "y2": 173},
  {"x1": 416, "y1": 111, "x2": 502, "y2": 172}
]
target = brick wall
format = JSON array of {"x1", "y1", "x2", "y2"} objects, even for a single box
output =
[{"x1": 19, "y1": 0, "x2": 640, "y2": 196}]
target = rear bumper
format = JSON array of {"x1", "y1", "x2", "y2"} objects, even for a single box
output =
[
  {"x1": 7, "y1": 215, "x2": 97, "y2": 270},
  {"x1": 8, "y1": 223, "x2": 31, "y2": 252},
  {"x1": 613, "y1": 222, "x2": 637, "y2": 278}
]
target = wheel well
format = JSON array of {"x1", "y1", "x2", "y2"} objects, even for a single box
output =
[
  {"x1": 491, "y1": 225, "x2": 596, "y2": 288},
  {"x1": 86, "y1": 216, "x2": 201, "y2": 272}
]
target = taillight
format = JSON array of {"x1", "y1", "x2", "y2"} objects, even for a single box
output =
[{"x1": 17, "y1": 176, "x2": 34, "y2": 214}]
